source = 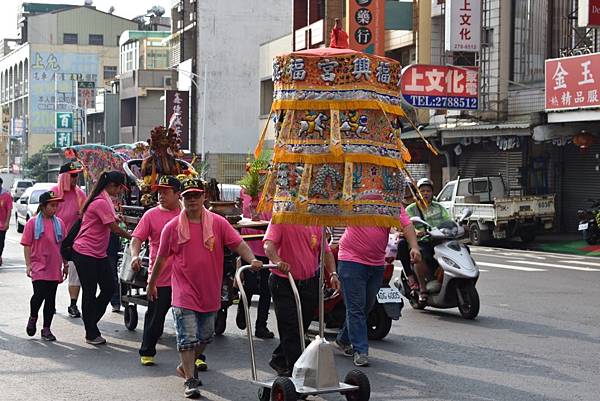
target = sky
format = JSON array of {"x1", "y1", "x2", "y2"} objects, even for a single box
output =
[{"x1": 0, "y1": 0, "x2": 172, "y2": 41}]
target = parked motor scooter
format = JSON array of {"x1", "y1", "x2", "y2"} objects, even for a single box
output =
[
  {"x1": 577, "y1": 199, "x2": 600, "y2": 245},
  {"x1": 394, "y1": 209, "x2": 481, "y2": 319},
  {"x1": 316, "y1": 253, "x2": 403, "y2": 340}
]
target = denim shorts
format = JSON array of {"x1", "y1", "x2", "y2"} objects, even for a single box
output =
[{"x1": 172, "y1": 307, "x2": 216, "y2": 351}]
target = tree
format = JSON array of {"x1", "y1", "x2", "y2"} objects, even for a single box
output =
[{"x1": 22, "y1": 143, "x2": 59, "y2": 182}]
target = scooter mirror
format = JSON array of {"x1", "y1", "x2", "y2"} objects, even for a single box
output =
[{"x1": 458, "y1": 208, "x2": 473, "y2": 222}]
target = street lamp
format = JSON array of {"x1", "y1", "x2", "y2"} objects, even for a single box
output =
[{"x1": 166, "y1": 65, "x2": 208, "y2": 163}]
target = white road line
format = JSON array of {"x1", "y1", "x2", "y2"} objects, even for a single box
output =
[
  {"x1": 471, "y1": 252, "x2": 546, "y2": 261},
  {"x1": 508, "y1": 260, "x2": 600, "y2": 272},
  {"x1": 559, "y1": 260, "x2": 600, "y2": 268},
  {"x1": 471, "y1": 246, "x2": 590, "y2": 260},
  {"x1": 477, "y1": 261, "x2": 547, "y2": 272}
]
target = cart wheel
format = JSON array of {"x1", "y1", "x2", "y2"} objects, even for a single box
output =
[
  {"x1": 258, "y1": 386, "x2": 270, "y2": 401},
  {"x1": 124, "y1": 304, "x2": 138, "y2": 331},
  {"x1": 343, "y1": 370, "x2": 370, "y2": 401},
  {"x1": 271, "y1": 377, "x2": 296, "y2": 401}
]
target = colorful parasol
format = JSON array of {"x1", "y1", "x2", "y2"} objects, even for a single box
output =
[
  {"x1": 64, "y1": 144, "x2": 127, "y2": 183},
  {"x1": 256, "y1": 48, "x2": 417, "y2": 227},
  {"x1": 110, "y1": 141, "x2": 151, "y2": 160}
]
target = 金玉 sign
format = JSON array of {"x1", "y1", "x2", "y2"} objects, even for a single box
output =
[
  {"x1": 445, "y1": 0, "x2": 481, "y2": 52},
  {"x1": 400, "y1": 64, "x2": 479, "y2": 110},
  {"x1": 346, "y1": 0, "x2": 385, "y2": 55},
  {"x1": 545, "y1": 53, "x2": 600, "y2": 111}
]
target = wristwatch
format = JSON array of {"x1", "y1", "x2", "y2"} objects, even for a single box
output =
[{"x1": 330, "y1": 272, "x2": 339, "y2": 280}]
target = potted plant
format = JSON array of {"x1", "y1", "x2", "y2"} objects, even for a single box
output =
[{"x1": 238, "y1": 151, "x2": 271, "y2": 220}]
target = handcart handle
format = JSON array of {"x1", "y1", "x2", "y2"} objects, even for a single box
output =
[{"x1": 235, "y1": 264, "x2": 305, "y2": 381}]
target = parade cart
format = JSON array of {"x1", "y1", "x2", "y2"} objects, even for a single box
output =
[{"x1": 235, "y1": 46, "x2": 436, "y2": 400}]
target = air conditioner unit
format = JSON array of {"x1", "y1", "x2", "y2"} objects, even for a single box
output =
[{"x1": 163, "y1": 76, "x2": 173, "y2": 88}]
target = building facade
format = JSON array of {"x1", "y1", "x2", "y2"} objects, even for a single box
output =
[{"x1": 0, "y1": 3, "x2": 137, "y2": 169}]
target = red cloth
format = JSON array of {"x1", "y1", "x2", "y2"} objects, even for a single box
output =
[{"x1": 330, "y1": 28, "x2": 349, "y2": 49}]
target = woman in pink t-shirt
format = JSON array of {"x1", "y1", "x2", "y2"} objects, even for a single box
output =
[
  {"x1": 21, "y1": 191, "x2": 68, "y2": 341},
  {"x1": 72, "y1": 171, "x2": 132, "y2": 345}
]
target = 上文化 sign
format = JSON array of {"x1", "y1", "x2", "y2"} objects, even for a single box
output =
[
  {"x1": 346, "y1": 0, "x2": 385, "y2": 55},
  {"x1": 445, "y1": 0, "x2": 481, "y2": 52},
  {"x1": 578, "y1": 0, "x2": 600, "y2": 27},
  {"x1": 164, "y1": 90, "x2": 189, "y2": 150},
  {"x1": 400, "y1": 64, "x2": 479, "y2": 110},
  {"x1": 545, "y1": 53, "x2": 600, "y2": 111}
]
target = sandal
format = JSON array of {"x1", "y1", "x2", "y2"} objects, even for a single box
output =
[{"x1": 418, "y1": 291, "x2": 428, "y2": 303}]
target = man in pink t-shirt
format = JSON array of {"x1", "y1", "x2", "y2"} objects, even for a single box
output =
[
  {"x1": 336, "y1": 206, "x2": 421, "y2": 367},
  {"x1": 149, "y1": 178, "x2": 262, "y2": 399},
  {"x1": 235, "y1": 190, "x2": 274, "y2": 339},
  {"x1": 263, "y1": 223, "x2": 340, "y2": 376},
  {"x1": 51, "y1": 161, "x2": 86, "y2": 318},
  {"x1": 130, "y1": 176, "x2": 181, "y2": 367},
  {"x1": 0, "y1": 177, "x2": 13, "y2": 266}
]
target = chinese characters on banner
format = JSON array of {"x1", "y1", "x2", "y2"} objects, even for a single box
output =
[
  {"x1": 346, "y1": 0, "x2": 385, "y2": 55},
  {"x1": 545, "y1": 53, "x2": 600, "y2": 111},
  {"x1": 77, "y1": 81, "x2": 96, "y2": 109},
  {"x1": 445, "y1": 0, "x2": 481, "y2": 52},
  {"x1": 165, "y1": 90, "x2": 189, "y2": 150},
  {"x1": 400, "y1": 65, "x2": 479, "y2": 110}
]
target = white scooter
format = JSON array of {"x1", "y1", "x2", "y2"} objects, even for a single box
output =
[{"x1": 394, "y1": 209, "x2": 481, "y2": 319}]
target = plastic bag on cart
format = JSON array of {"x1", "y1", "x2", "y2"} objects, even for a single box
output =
[
  {"x1": 292, "y1": 336, "x2": 338, "y2": 388},
  {"x1": 119, "y1": 244, "x2": 148, "y2": 286}
]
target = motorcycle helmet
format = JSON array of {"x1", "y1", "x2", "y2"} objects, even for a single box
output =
[{"x1": 417, "y1": 178, "x2": 434, "y2": 190}]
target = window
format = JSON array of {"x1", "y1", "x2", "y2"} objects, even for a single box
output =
[
  {"x1": 468, "y1": 181, "x2": 492, "y2": 194},
  {"x1": 89, "y1": 34, "x2": 104, "y2": 46},
  {"x1": 63, "y1": 33, "x2": 78, "y2": 44},
  {"x1": 511, "y1": 0, "x2": 548, "y2": 83},
  {"x1": 437, "y1": 184, "x2": 455, "y2": 202},
  {"x1": 30, "y1": 190, "x2": 47, "y2": 204},
  {"x1": 260, "y1": 79, "x2": 274, "y2": 116},
  {"x1": 103, "y1": 66, "x2": 117, "y2": 80}
]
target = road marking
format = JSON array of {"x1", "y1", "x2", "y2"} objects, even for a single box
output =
[
  {"x1": 471, "y1": 246, "x2": 589, "y2": 260},
  {"x1": 508, "y1": 260, "x2": 600, "y2": 272},
  {"x1": 558, "y1": 260, "x2": 600, "y2": 268},
  {"x1": 477, "y1": 261, "x2": 546, "y2": 272},
  {"x1": 471, "y1": 252, "x2": 546, "y2": 261}
]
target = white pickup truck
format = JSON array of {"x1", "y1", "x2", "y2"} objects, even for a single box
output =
[{"x1": 436, "y1": 176, "x2": 555, "y2": 245}]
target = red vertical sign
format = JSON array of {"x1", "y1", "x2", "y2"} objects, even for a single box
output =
[{"x1": 347, "y1": 0, "x2": 385, "y2": 56}]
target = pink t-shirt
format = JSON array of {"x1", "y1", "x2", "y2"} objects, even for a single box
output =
[
  {"x1": 157, "y1": 212, "x2": 243, "y2": 313},
  {"x1": 338, "y1": 207, "x2": 411, "y2": 267},
  {"x1": 51, "y1": 185, "x2": 85, "y2": 232},
  {"x1": 132, "y1": 206, "x2": 180, "y2": 288},
  {"x1": 0, "y1": 191, "x2": 13, "y2": 228},
  {"x1": 20, "y1": 216, "x2": 66, "y2": 282},
  {"x1": 240, "y1": 190, "x2": 271, "y2": 257},
  {"x1": 263, "y1": 223, "x2": 330, "y2": 281},
  {"x1": 73, "y1": 194, "x2": 117, "y2": 259}
]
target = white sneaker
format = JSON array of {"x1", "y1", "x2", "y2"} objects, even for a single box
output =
[{"x1": 353, "y1": 352, "x2": 369, "y2": 367}]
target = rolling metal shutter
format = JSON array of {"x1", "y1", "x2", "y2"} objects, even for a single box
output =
[
  {"x1": 561, "y1": 144, "x2": 600, "y2": 233},
  {"x1": 457, "y1": 150, "x2": 524, "y2": 194}
]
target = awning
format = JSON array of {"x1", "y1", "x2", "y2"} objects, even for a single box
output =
[
  {"x1": 532, "y1": 122, "x2": 600, "y2": 141},
  {"x1": 400, "y1": 127, "x2": 439, "y2": 140},
  {"x1": 440, "y1": 122, "x2": 531, "y2": 145}
]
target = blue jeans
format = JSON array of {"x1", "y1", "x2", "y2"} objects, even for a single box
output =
[
  {"x1": 172, "y1": 307, "x2": 216, "y2": 351},
  {"x1": 336, "y1": 260, "x2": 384, "y2": 355}
]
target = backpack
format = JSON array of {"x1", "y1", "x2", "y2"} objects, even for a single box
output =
[{"x1": 60, "y1": 219, "x2": 82, "y2": 261}]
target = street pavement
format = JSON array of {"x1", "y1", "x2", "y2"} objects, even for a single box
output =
[{"x1": 1, "y1": 222, "x2": 599, "y2": 401}]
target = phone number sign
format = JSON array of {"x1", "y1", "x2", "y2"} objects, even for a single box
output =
[{"x1": 400, "y1": 64, "x2": 479, "y2": 110}]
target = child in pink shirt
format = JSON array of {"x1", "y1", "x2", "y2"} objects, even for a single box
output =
[{"x1": 21, "y1": 191, "x2": 68, "y2": 341}]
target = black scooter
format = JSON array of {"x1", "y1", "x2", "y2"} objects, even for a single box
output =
[{"x1": 577, "y1": 199, "x2": 600, "y2": 245}]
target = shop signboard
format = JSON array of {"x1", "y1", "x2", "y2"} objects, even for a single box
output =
[
  {"x1": 164, "y1": 90, "x2": 189, "y2": 150},
  {"x1": 578, "y1": 0, "x2": 600, "y2": 27},
  {"x1": 445, "y1": 0, "x2": 481, "y2": 52},
  {"x1": 346, "y1": 0, "x2": 385, "y2": 55},
  {"x1": 545, "y1": 53, "x2": 600, "y2": 111},
  {"x1": 400, "y1": 64, "x2": 479, "y2": 110}
]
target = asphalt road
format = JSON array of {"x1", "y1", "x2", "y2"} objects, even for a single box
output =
[{"x1": 0, "y1": 223, "x2": 598, "y2": 401}]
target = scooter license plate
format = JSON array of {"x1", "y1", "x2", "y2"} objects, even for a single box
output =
[
  {"x1": 377, "y1": 287, "x2": 402, "y2": 303},
  {"x1": 578, "y1": 223, "x2": 589, "y2": 231}
]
